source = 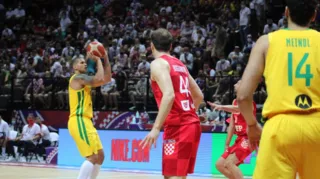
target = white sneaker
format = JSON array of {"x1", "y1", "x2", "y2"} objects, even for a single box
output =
[
  {"x1": 0, "y1": 155, "x2": 6, "y2": 160},
  {"x1": 5, "y1": 156, "x2": 15, "y2": 162},
  {"x1": 19, "y1": 156, "x2": 26, "y2": 163}
]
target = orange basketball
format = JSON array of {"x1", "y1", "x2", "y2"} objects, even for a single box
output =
[
  {"x1": 199, "y1": 115, "x2": 207, "y2": 123},
  {"x1": 86, "y1": 41, "x2": 106, "y2": 58}
]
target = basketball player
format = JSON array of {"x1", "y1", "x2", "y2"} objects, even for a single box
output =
[
  {"x1": 208, "y1": 81, "x2": 256, "y2": 179},
  {"x1": 68, "y1": 52, "x2": 111, "y2": 179},
  {"x1": 140, "y1": 28, "x2": 203, "y2": 179},
  {"x1": 236, "y1": 0, "x2": 320, "y2": 178}
]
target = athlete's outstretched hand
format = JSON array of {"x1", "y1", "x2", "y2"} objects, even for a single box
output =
[
  {"x1": 140, "y1": 128, "x2": 160, "y2": 149},
  {"x1": 207, "y1": 101, "x2": 221, "y2": 111},
  {"x1": 247, "y1": 122, "x2": 262, "y2": 151}
]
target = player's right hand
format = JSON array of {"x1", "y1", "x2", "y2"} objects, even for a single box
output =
[
  {"x1": 86, "y1": 52, "x2": 100, "y2": 62},
  {"x1": 140, "y1": 128, "x2": 160, "y2": 149},
  {"x1": 247, "y1": 122, "x2": 262, "y2": 151}
]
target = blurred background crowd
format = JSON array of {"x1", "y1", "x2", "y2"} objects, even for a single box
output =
[{"x1": 0, "y1": 0, "x2": 319, "y2": 114}]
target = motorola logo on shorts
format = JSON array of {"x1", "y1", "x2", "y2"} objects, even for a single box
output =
[{"x1": 295, "y1": 94, "x2": 312, "y2": 109}]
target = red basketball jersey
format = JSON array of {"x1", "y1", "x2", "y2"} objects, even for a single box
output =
[
  {"x1": 151, "y1": 55, "x2": 199, "y2": 127},
  {"x1": 232, "y1": 99, "x2": 257, "y2": 136}
]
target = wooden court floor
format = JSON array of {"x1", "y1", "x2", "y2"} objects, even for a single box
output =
[{"x1": 0, "y1": 163, "x2": 239, "y2": 179}]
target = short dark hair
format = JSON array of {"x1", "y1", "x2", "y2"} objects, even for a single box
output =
[
  {"x1": 72, "y1": 57, "x2": 83, "y2": 68},
  {"x1": 151, "y1": 28, "x2": 173, "y2": 52},
  {"x1": 286, "y1": 0, "x2": 317, "y2": 27}
]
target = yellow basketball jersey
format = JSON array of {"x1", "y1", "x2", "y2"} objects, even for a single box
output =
[
  {"x1": 68, "y1": 74, "x2": 93, "y2": 119},
  {"x1": 262, "y1": 29, "x2": 320, "y2": 118}
]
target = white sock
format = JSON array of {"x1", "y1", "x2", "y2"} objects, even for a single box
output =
[
  {"x1": 77, "y1": 160, "x2": 94, "y2": 179},
  {"x1": 2, "y1": 147, "x2": 5, "y2": 156},
  {"x1": 90, "y1": 164, "x2": 101, "y2": 179}
]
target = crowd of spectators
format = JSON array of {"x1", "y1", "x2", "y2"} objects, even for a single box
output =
[{"x1": 0, "y1": 0, "x2": 320, "y2": 112}]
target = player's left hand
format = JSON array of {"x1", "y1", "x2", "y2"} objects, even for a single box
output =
[
  {"x1": 140, "y1": 128, "x2": 160, "y2": 149},
  {"x1": 207, "y1": 101, "x2": 221, "y2": 111}
]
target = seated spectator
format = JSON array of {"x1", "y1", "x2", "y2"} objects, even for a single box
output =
[
  {"x1": 203, "y1": 63, "x2": 216, "y2": 78},
  {"x1": 0, "y1": 115, "x2": 9, "y2": 159},
  {"x1": 195, "y1": 70, "x2": 207, "y2": 92},
  {"x1": 228, "y1": 46, "x2": 244, "y2": 62},
  {"x1": 215, "y1": 57, "x2": 231, "y2": 75},
  {"x1": 129, "y1": 77, "x2": 151, "y2": 110},
  {"x1": 35, "y1": 117, "x2": 51, "y2": 161},
  {"x1": 179, "y1": 46, "x2": 194, "y2": 73},
  {"x1": 137, "y1": 55, "x2": 150, "y2": 74},
  {"x1": 24, "y1": 78, "x2": 45, "y2": 108},
  {"x1": 243, "y1": 34, "x2": 255, "y2": 53},
  {"x1": 101, "y1": 78, "x2": 119, "y2": 110},
  {"x1": 6, "y1": 115, "x2": 41, "y2": 162}
]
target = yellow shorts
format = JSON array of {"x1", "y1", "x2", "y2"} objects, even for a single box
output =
[
  {"x1": 254, "y1": 113, "x2": 320, "y2": 179},
  {"x1": 68, "y1": 117, "x2": 103, "y2": 157}
]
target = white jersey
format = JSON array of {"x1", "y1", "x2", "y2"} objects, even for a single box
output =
[{"x1": 0, "y1": 120, "x2": 9, "y2": 138}]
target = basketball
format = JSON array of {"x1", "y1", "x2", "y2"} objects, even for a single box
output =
[
  {"x1": 199, "y1": 115, "x2": 207, "y2": 123},
  {"x1": 86, "y1": 41, "x2": 106, "y2": 58}
]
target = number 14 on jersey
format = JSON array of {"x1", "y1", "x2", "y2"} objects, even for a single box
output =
[{"x1": 287, "y1": 52, "x2": 313, "y2": 87}]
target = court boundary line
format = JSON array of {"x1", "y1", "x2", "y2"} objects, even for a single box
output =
[{"x1": 0, "y1": 162, "x2": 252, "y2": 178}]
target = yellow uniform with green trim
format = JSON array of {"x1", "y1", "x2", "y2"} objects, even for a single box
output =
[
  {"x1": 68, "y1": 74, "x2": 103, "y2": 157},
  {"x1": 254, "y1": 29, "x2": 320, "y2": 179}
]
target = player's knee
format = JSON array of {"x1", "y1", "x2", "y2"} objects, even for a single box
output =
[
  {"x1": 215, "y1": 159, "x2": 225, "y2": 171},
  {"x1": 225, "y1": 154, "x2": 238, "y2": 169}
]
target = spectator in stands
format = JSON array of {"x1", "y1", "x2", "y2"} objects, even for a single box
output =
[
  {"x1": 12, "y1": 4, "x2": 26, "y2": 20},
  {"x1": 137, "y1": 55, "x2": 150, "y2": 74},
  {"x1": 61, "y1": 42, "x2": 75, "y2": 60},
  {"x1": 215, "y1": 56, "x2": 231, "y2": 75},
  {"x1": 108, "y1": 39, "x2": 120, "y2": 63},
  {"x1": 24, "y1": 78, "x2": 45, "y2": 108},
  {"x1": 179, "y1": 46, "x2": 194, "y2": 73},
  {"x1": 228, "y1": 46, "x2": 244, "y2": 62},
  {"x1": 243, "y1": 34, "x2": 256, "y2": 53},
  {"x1": 101, "y1": 78, "x2": 118, "y2": 110},
  {"x1": 113, "y1": 65, "x2": 127, "y2": 99},
  {"x1": 239, "y1": 1, "x2": 251, "y2": 46},
  {"x1": 0, "y1": 115, "x2": 9, "y2": 159},
  {"x1": 35, "y1": 117, "x2": 51, "y2": 161},
  {"x1": 195, "y1": 70, "x2": 207, "y2": 92},
  {"x1": 6, "y1": 114, "x2": 41, "y2": 162},
  {"x1": 129, "y1": 76, "x2": 150, "y2": 110},
  {"x1": 263, "y1": 18, "x2": 278, "y2": 34}
]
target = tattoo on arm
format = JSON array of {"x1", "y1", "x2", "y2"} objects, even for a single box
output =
[{"x1": 74, "y1": 74, "x2": 94, "y2": 86}]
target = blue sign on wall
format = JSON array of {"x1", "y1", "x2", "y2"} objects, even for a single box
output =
[{"x1": 58, "y1": 129, "x2": 212, "y2": 174}]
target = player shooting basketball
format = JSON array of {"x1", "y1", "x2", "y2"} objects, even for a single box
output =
[{"x1": 68, "y1": 51, "x2": 111, "y2": 179}]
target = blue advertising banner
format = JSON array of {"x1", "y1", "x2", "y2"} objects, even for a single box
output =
[{"x1": 58, "y1": 129, "x2": 212, "y2": 174}]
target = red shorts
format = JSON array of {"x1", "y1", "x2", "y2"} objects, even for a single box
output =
[
  {"x1": 162, "y1": 122, "x2": 201, "y2": 176},
  {"x1": 222, "y1": 136, "x2": 252, "y2": 166}
]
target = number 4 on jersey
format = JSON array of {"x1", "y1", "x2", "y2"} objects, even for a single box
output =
[
  {"x1": 179, "y1": 76, "x2": 194, "y2": 111},
  {"x1": 288, "y1": 52, "x2": 313, "y2": 87}
]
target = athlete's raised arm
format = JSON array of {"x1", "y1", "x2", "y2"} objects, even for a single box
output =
[
  {"x1": 102, "y1": 51, "x2": 112, "y2": 83},
  {"x1": 188, "y1": 73, "x2": 204, "y2": 111},
  {"x1": 72, "y1": 53, "x2": 105, "y2": 88},
  {"x1": 237, "y1": 35, "x2": 269, "y2": 150},
  {"x1": 140, "y1": 58, "x2": 175, "y2": 149}
]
